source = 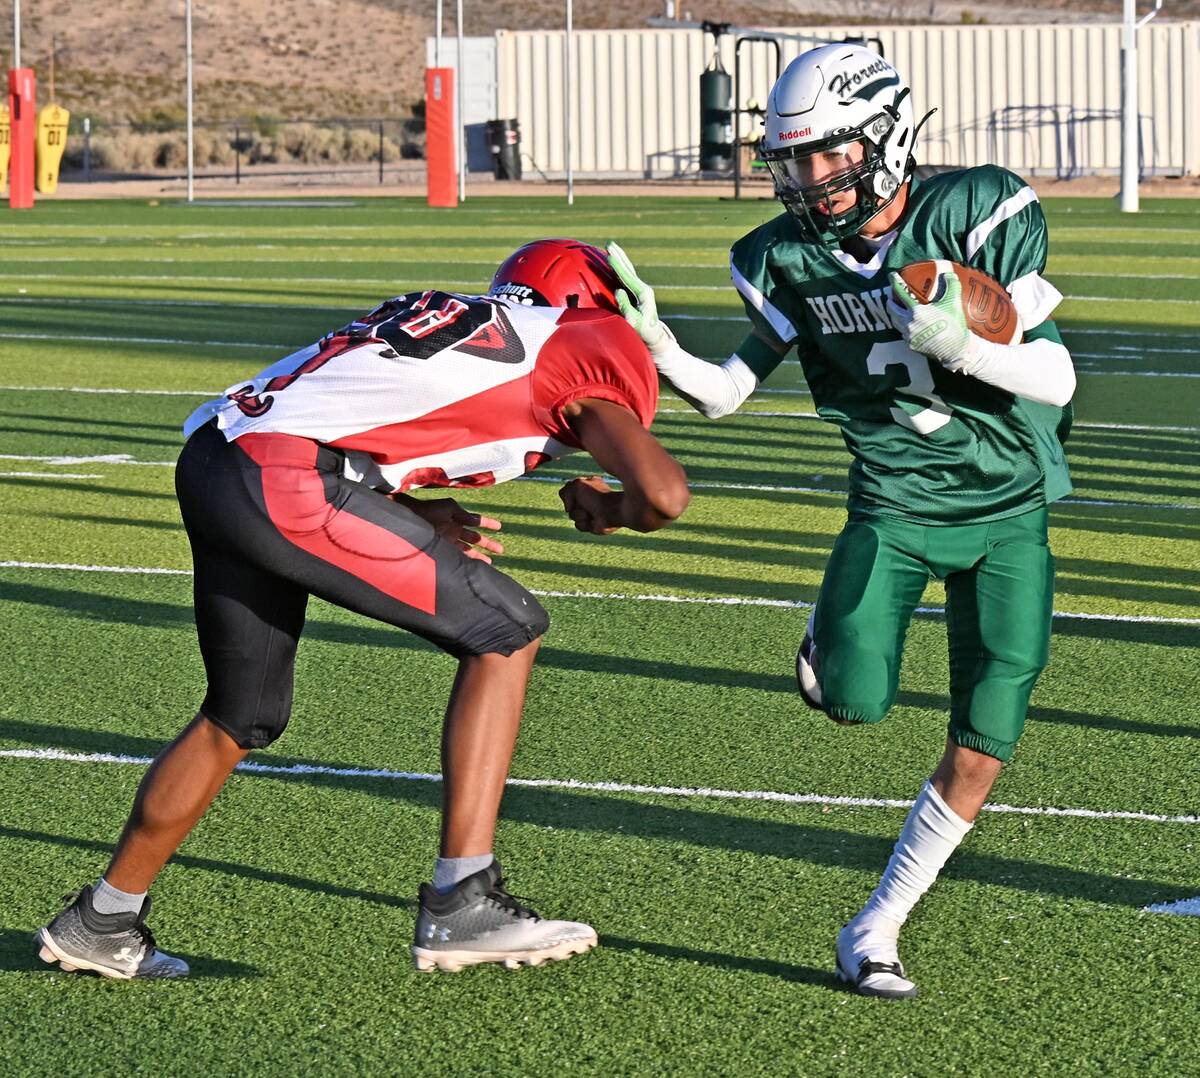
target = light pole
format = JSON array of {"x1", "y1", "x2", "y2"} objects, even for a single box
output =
[
  {"x1": 185, "y1": 0, "x2": 194, "y2": 202},
  {"x1": 1120, "y1": 0, "x2": 1162, "y2": 213},
  {"x1": 564, "y1": 0, "x2": 573, "y2": 205},
  {"x1": 456, "y1": 0, "x2": 465, "y2": 201}
]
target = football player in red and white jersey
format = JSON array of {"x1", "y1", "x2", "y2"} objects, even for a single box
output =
[{"x1": 36, "y1": 239, "x2": 690, "y2": 980}]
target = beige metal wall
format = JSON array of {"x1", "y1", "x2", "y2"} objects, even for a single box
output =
[{"x1": 495, "y1": 22, "x2": 1199, "y2": 178}]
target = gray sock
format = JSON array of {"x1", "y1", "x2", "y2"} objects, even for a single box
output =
[
  {"x1": 91, "y1": 877, "x2": 146, "y2": 916},
  {"x1": 433, "y1": 854, "x2": 494, "y2": 894}
]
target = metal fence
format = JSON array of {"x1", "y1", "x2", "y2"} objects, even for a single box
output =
[
  {"x1": 495, "y1": 21, "x2": 1200, "y2": 179},
  {"x1": 61, "y1": 117, "x2": 425, "y2": 186}
]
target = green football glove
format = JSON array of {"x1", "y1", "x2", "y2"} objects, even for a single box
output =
[
  {"x1": 606, "y1": 241, "x2": 676, "y2": 354},
  {"x1": 888, "y1": 269, "x2": 978, "y2": 372}
]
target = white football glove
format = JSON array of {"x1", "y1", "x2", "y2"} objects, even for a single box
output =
[
  {"x1": 888, "y1": 269, "x2": 981, "y2": 373},
  {"x1": 606, "y1": 241, "x2": 677, "y2": 356}
]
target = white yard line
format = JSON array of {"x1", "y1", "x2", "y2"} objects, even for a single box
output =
[
  {"x1": 1144, "y1": 897, "x2": 1200, "y2": 916},
  {"x1": 9, "y1": 261, "x2": 1197, "y2": 281},
  {"x1": 1, "y1": 560, "x2": 1197, "y2": 625},
  {"x1": 0, "y1": 331, "x2": 285, "y2": 349},
  {"x1": 0, "y1": 384, "x2": 218, "y2": 397},
  {"x1": 3, "y1": 444, "x2": 1197, "y2": 512},
  {"x1": 0, "y1": 271, "x2": 1196, "y2": 306},
  {"x1": 0, "y1": 745, "x2": 1197, "y2": 826},
  {"x1": 2, "y1": 389, "x2": 1197, "y2": 438},
  {"x1": 0, "y1": 471, "x2": 102, "y2": 479}
]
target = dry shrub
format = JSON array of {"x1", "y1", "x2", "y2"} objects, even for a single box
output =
[
  {"x1": 249, "y1": 137, "x2": 279, "y2": 164},
  {"x1": 194, "y1": 128, "x2": 236, "y2": 167},
  {"x1": 344, "y1": 126, "x2": 381, "y2": 161},
  {"x1": 81, "y1": 123, "x2": 411, "y2": 171},
  {"x1": 280, "y1": 123, "x2": 346, "y2": 163}
]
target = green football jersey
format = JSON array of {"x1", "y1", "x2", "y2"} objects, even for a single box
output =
[{"x1": 729, "y1": 165, "x2": 1072, "y2": 525}]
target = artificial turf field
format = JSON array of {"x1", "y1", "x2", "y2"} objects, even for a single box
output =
[{"x1": 0, "y1": 194, "x2": 1197, "y2": 1075}]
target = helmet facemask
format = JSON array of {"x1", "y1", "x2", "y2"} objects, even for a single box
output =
[{"x1": 762, "y1": 99, "x2": 909, "y2": 245}]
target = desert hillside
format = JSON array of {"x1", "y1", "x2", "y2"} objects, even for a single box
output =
[{"x1": 8, "y1": 1, "x2": 1196, "y2": 127}]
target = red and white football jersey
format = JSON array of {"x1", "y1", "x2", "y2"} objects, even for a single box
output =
[{"x1": 183, "y1": 292, "x2": 658, "y2": 492}]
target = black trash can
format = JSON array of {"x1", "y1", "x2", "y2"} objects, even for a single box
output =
[{"x1": 486, "y1": 118, "x2": 522, "y2": 180}]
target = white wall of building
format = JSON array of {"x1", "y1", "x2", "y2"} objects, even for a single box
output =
[{"x1": 491, "y1": 22, "x2": 1199, "y2": 179}]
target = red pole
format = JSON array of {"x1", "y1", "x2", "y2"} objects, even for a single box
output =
[
  {"x1": 425, "y1": 67, "x2": 457, "y2": 208},
  {"x1": 8, "y1": 68, "x2": 35, "y2": 210}
]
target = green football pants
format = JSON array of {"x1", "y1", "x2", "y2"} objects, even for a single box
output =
[{"x1": 812, "y1": 507, "x2": 1055, "y2": 761}]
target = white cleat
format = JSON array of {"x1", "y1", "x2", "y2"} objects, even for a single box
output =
[{"x1": 835, "y1": 922, "x2": 918, "y2": 1000}]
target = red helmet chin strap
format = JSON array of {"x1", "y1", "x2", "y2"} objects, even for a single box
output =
[{"x1": 489, "y1": 239, "x2": 622, "y2": 312}]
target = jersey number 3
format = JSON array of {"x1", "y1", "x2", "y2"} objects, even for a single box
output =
[{"x1": 865, "y1": 340, "x2": 953, "y2": 435}]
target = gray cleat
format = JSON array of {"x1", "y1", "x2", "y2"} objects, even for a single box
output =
[
  {"x1": 35, "y1": 886, "x2": 189, "y2": 979},
  {"x1": 412, "y1": 860, "x2": 597, "y2": 973}
]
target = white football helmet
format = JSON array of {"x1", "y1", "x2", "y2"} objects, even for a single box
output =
[{"x1": 760, "y1": 43, "x2": 929, "y2": 244}]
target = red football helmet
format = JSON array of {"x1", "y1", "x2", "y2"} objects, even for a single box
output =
[{"x1": 489, "y1": 238, "x2": 622, "y2": 312}]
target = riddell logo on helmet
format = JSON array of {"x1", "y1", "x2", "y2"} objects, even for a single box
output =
[{"x1": 779, "y1": 127, "x2": 812, "y2": 141}]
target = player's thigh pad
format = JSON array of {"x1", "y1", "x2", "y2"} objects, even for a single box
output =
[
  {"x1": 814, "y1": 517, "x2": 930, "y2": 725},
  {"x1": 240, "y1": 428, "x2": 548, "y2": 657},
  {"x1": 177, "y1": 425, "x2": 548, "y2": 743},
  {"x1": 945, "y1": 509, "x2": 1054, "y2": 761}
]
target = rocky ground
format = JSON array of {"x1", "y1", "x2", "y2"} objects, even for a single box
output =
[{"x1": 13, "y1": 1, "x2": 1197, "y2": 128}]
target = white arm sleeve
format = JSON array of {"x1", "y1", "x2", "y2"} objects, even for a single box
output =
[
  {"x1": 960, "y1": 336, "x2": 1076, "y2": 407},
  {"x1": 651, "y1": 339, "x2": 760, "y2": 419}
]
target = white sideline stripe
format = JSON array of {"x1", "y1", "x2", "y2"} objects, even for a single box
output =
[
  {"x1": 0, "y1": 453, "x2": 142, "y2": 465},
  {"x1": 4, "y1": 270, "x2": 1195, "y2": 306},
  {"x1": 0, "y1": 384, "x2": 217, "y2": 397},
  {"x1": 519, "y1": 474, "x2": 1200, "y2": 512},
  {"x1": 0, "y1": 391, "x2": 1194, "y2": 437},
  {"x1": 1144, "y1": 897, "x2": 1200, "y2": 916},
  {"x1": 3, "y1": 266, "x2": 1194, "y2": 283},
  {"x1": 2, "y1": 745, "x2": 1198, "y2": 826},
  {"x1": 0, "y1": 561, "x2": 193, "y2": 576},
  {"x1": 2, "y1": 561, "x2": 1198, "y2": 625},
  {"x1": 2, "y1": 453, "x2": 1196, "y2": 512},
  {"x1": 0, "y1": 471, "x2": 101, "y2": 479},
  {"x1": 0, "y1": 331, "x2": 286, "y2": 350},
  {"x1": 1102, "y1": 344, "x2": 1200, "y2": 356},
  {"x1": 1084, "y1": 371, "x2": 1200, "y2": 379},
  {"x1": 2, "y1": 385, "x2": 1196, "y2": 440}
]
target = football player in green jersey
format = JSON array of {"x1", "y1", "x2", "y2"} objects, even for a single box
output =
[{"x1": 608, "y1": 42, "x2": 1076, "y2": 1000}]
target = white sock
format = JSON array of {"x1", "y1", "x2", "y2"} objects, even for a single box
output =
[
  {"x1": 433, "y1": 854, "x2": 494, "y2": 894},
  {"x1": 852, "y1": 781, "x2": 973, "y2": 933},
  {"x1": 92, "y1": 877, "x2": 146, "y2": 916}
]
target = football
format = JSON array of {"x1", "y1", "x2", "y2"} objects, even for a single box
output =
[{"x1": 894, "y1": 260, "x2": 1021, "y2": 345}]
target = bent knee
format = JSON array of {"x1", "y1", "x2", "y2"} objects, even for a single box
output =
[{"x1": 816, "y1": 645, "x2": 897, "y2": 727}]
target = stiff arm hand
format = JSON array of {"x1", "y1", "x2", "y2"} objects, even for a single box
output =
[{"x1": 606, "y1": 242, "x2": 677, "y2": 355}]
